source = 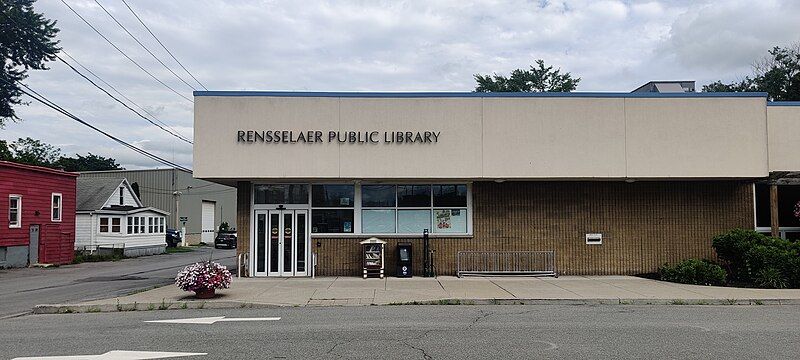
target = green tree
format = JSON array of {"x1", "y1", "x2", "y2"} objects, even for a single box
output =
[
  {"x1": 0, "y1": 139, "x2": 12, "y2": 160},
  {"x1": 9, "y1": 136, "x2": 60, "y2": 167},
  {"x1": 703, "y1": 44, "x2": 800, "y2": 101},
  {"x1": 474, "y1": 59, "x2": 580, "y2": 92},
  {"x1": 0, "y1": 0, "x2": 60, "y2": 126},
  {"x1": 56, "y1": 153, "x2": 122, "y2": 172}
]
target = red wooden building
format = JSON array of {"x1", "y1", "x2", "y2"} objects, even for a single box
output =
[{"x1": 0, "y1": 160, "x2": 78, "y2": 267}]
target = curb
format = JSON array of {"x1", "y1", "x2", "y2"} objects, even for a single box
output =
[
  {"x1": 32, "y1": 301, "x2": 282, "y2": 315},
  {"x1": 31, "y1": 297, "x2": 800, "y2": 314}
]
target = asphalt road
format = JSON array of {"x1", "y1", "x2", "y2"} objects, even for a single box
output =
[
  {"x1": 0, "y1": 247, "x2": 236, "y2": 318},
  {"x1": 1, "y1": 305, "x2": 798, "y2": 359}
]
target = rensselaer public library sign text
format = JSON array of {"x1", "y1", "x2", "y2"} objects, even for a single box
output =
[{"x1": 236, "y1": 130, "x2": 441, "y2": 144}]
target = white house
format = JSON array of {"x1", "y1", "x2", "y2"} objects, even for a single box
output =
[{"x1": 76, "y1": 177, "x2": 169, "y2": 256}]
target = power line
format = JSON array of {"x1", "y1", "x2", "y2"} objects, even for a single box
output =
[
  {"x1": 1, "y1": 77, "x2": 191, "y2": 172},
  {"x1": 56, "y1": 54, "x2": 193, "y2": 144},
  {"x1": 121, "y1": 0, "x2": 207, "y2": 91},
  {"x1": 93, "y1": 0, "x2": 196, "y2": 91},
  {"x1": 0, "y1": 7, "x2": 192, "y2": 143},
  {"x1": 59, "y1": 0, "x2": 193, "y2": 103},
  {"x1": 59, "y1": 49, "x2": 192, "y2": 142}
]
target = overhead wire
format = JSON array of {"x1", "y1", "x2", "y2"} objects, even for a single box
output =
[
  {"x1": 120, "y1": 0, "x2": 207, "y2": 90},
  {"x1": 0, "y1": 9, "x2": 191, "y2": 143},
  {"x1": 93, "y1": 0, "x2": 196, "y2": 91},
  {"x1": 1, "y1": 77, "x2": 192, "y2": 172},
  {"x1": 59, "y1": 49, "x2": 191, "y2": 142},
  {"x1": 56, "y1": 54, "x2": 193, "y2": 144},
  {"x1": 59, "y1": 0, "x2": 193, "y2": 103}
]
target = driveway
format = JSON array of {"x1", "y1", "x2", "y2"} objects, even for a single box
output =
[{"x1": 0, "y1": 247, "x2": 235, "y2": 318}]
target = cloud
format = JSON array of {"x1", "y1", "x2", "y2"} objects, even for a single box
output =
[{"x1": 2, "y1": 0, "x2": 796, "y2": 169}]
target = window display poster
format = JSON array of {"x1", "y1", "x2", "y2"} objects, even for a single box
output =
[
  {"x1": 436, "y1": 210, "x2": 452, "y2": 230},
  {"x1": 434, "y1": 209, "x2": 467, "y2": 233},
  {"x1": 343, "y1": 221, "x2": 352, "y2": 233}
]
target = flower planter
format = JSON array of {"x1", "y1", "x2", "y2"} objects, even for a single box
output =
[
  {"x1": 176, "y1": 261, "x2": 232, "y2": 298},
  {"x1": 194, "y1": 288, "x2": 216, "y2": 299}
]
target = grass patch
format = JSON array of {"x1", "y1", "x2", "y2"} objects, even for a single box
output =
[
  {"x1": 670, "y1": 299, "x2": 688, "y2": 305},
  {"x1": 165, "y1": 247, "x2": 194, "y2": 254},
  {"x1": 158, "y1": 299, "x2": 172, "y2": 310}
]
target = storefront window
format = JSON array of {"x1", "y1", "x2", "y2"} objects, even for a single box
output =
[
  {"x1": 433, "y1": 209, "x2": 467, "y2": 233},
  {"x1": 362, "y1": 185, "x2": 396, "y2": 207},
  {"x1": 397, "y1": 185, "x2": 431, "y2": 207},
  {"x1": 254, "y1": 184, "x2": 309, "y2": 204},
  {"x1": 398, "y1": 209, "x2": 431, "y2": 233},
  {"x1": 362, "y1": 209, "x2": 396, "y2": 233},
  {"x1": 433, "y1": 185, "x2": 467, "y2": 207},
  {"x1": 312, "y1": 209, "x2": 354, "y2": 233},
  {"x1": 312, "y1": 185, "x2": 354, "y2": 207}
]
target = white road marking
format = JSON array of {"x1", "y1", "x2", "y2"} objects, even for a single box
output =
[
  {"x1": 12, "y1": 350, "x2": 206, "y2": 360},
  {"x1": 145, "y1": 316, "x2": 281, "y2": 324}
]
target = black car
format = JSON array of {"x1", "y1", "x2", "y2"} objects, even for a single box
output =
[
  {"x1": 165, "y1": 228, "x2": 182, "y2": 247},
  {"x1": 215, "y1": 232, "x2": 237, "y2": 249}
]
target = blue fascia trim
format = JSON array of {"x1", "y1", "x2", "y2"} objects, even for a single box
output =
[
  {"x1": 193, "y1": 90, "x2": 768, "y2": 99},
  {"x1": 768, "y1": 101, "x2": 800, "y2": 106}
]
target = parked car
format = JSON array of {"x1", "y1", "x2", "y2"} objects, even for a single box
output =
[
  {"x1": 215, "y1": 231, "x2": 237, "y2": 249},
  {"x1": 166, "y1": 228, "x2": 182, "y2": 247}
]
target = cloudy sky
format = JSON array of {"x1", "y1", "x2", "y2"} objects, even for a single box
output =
[{"x1": 3, "y1": 0, "x2": 799, "y2": 169}]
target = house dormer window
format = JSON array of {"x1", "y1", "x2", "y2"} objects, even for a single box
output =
[{"x1": 119, "y1": 187, "x2": 124, "y2": 205}]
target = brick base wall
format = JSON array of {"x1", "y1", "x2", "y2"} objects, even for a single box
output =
[{"x1": 314, "y1": 181, "x2": 754, "y2": 276}]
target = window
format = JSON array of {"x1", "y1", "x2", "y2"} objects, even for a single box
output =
[
  {"x1": 359, "y1": 184, "x2": 470, "y2": 235},
  {"x1": 51, "y1": 193, "x2": 62, "y2": 222},
  {"x1": 311, "y1": 185, "x2": 354, "y2": 233},
  {"x1": 148, "y1": 217, "x2": 154, "y2": 233},
  {"x1": 397, "y1": 185, "x2": 431, "y2": 207},
  {"x1": 127, "y1": 217, "x2": 133, "y2": 234},
  {"x1": 254, "y1": 184, "x2": 308, "y2": 204},
  {"x1": 432, "y1": 185, "x2": 468, "y2": 234},
  {"x1": 159, "y1": 217, "x2": 165, "y2": 233},
  {"x1": 119, "y1": 187, "x2": 124, "y2": 205},
  {"x1": 312, "y1": 185, "x2": 354, "y2": 207},
  {"x1": 361, "y1": 185, "x2": 396, "y2": 233},
  {"x1": 133, "y1": 217, "x2": 139, "y2": 234},
  {"x1": 99, "y1": 217, "x2": 109, "y2": 233},
  {"x1": 111, "y1": 218, "x2": 121, "y2": 233},
  {"x1": 139, "y1": 216, "x2": 145, "y2": 234},
  {"x1": 8, "y1": 195, "x2": 21, "y2": 228}
]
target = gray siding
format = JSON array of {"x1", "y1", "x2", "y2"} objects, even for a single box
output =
[{"x1": 79, "y1": 169, "x2": 236, "y2": 237}]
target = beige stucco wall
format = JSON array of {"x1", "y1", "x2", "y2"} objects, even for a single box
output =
[
  {"x1": 767, "y1": 106, "x2": 800, "y2": 172},
  {"x1": 194, "y1": 95, "x2": 769, "y2": 180}
]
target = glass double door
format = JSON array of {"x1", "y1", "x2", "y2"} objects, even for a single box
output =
[{"x1": 254, "y1": 209, "x2": 309, "y2": 277}]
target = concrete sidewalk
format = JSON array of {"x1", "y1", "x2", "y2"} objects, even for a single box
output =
[{"x1": 32, "y1": 275, "x2": 800, "y2": 313}]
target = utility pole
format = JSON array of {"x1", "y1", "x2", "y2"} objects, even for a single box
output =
[{"x1": 173, "y1": 190, "x2": 183, "y2": 246}]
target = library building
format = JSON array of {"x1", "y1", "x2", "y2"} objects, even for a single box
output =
[{"x1": 193, "y1": 82, "x2": 800, "y2": 277}]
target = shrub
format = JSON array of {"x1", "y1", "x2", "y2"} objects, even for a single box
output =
[
  {"x1": 659, "y1": 259, "x2": 726, "y2": 286},
  {"x1": 712, "y1": 229, "x2": 800, "y2": 288}
]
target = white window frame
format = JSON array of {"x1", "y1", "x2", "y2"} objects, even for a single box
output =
[
  {"x1": 111, "y1": 217, "x2": 121, "y2": 233},
  {"x1": 148, "y1": 217, "x2": 154, "y2": 233},
  {"x1": 159, "y1": 217, "x2": 165, "y2": 233},
  {"x1": 9, "y1": 195, "x2": 22, "y2": 228},
  {"x1": 119, "y1": 187, "x2": 124, "y2": 205},
  {"x1": 99, "y1": 217, "x2": 110, "y2": 233},
  {"x1": 139, "y1": 216, "x2": 145, "y2": 234},
  {"x1": 127, "y1": 216, "x2": 133, "y2": 234},
  {"x1": 51, "y1": 193, "x2": 62, "y2": 222}
]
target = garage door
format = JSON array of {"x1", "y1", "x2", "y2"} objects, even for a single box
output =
[{"x1": 201, "y1": 201, "x2": 215, "y2": 244}]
